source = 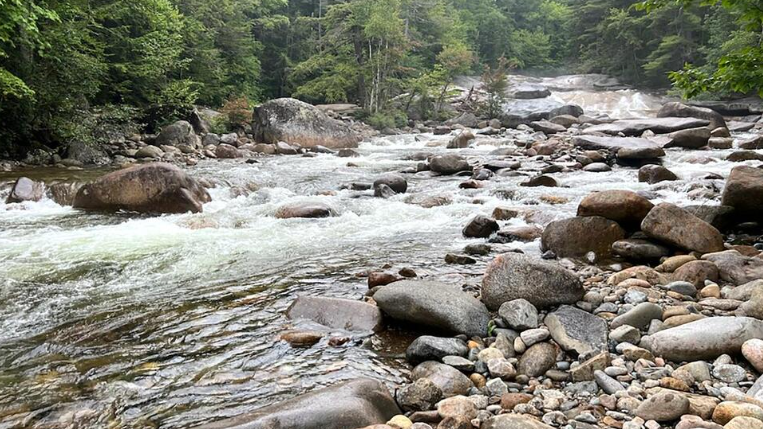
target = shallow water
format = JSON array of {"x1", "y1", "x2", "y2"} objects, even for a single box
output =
[{"x1": 0, "y1": 84, "x2": 761, "y2": 428}]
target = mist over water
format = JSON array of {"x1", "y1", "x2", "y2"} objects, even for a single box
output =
[{"x1": 0, "y1": 76, "x2": 759, "y2": 428}]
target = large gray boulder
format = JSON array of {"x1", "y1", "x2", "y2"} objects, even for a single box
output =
[
  {"x1": 6, "y1": 177, "x2": 44, "y2": 203},
  {"x1": 155, "y1": 120, "x2": 201, "y2": 148},
  {"x1": 541, "y1": 216, "x2": 626, "y2": 260},
  {"x1": 286, "y1": 296, "x2": 383, "y2": 332},
  {"x1": 583, "y1": 117, "x2": 710, "y2": 136},
  {"x1": 641, "y1": 203, "x2": 725, "y2": 254},
  {"x1": 545, "y1": 305, "x2": 608, "y2": 356},
  {"x1": 73, "y1": 163, "x2": 211, "y2": 214},
  {"x1": 644, "y1": 317, "x2": 763, "y2": 362},
  {"x1": 722, "y1": 166, "x2": 763, "y2": 221},
  {"x1": 373, "y1": 281, "x2": 490, "y2": 336},
  {"x1": 430, "y1": 154, "x2": 472, "y2": 175},
  {"x1": 252, "y1": 98, "x2": 362, "y2": 149},
  {"x1": 658, "y1": 102, "x2": 727, "y2": 130},
  {"x1": 481, "y1": 253, "x2": 584, "y2": 310},
  {"x1": 194, "y1": 379, "x2": 400, "y2": 429}
]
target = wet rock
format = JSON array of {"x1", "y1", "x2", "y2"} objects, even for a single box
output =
[
  {"x1": 195, "y1": 379, "x2": 400, "y2": 429},
  {"x1": 374, "y1": 281, "x2": 490, "y2": 336},
  {"x1": 578, "y1": 190, "x2": 654, "y2": 229},
  {"x1": 275, "y1": 202, "x2": 336, "y2": 219},
  {"x1": 727, "y1": 151, "x2": 763, "y2": 162},
  {"x1": 722, "y1": 166, "x2": 763, "y2": 221},
  {"x1": 708, "y1": 137, "x2": 733, "y2": 149},
  {"x1": 635, "y1": 391, "x2": 690, "y2": 422},
  {"x1": 550, "y1": 104, "x2": 584, "y2": 118},
  {"x1": 6, "y1": 177, "x2": 44, "y2": 203},
  {"x1": 252, "y1": 98, "x2": 362, "y2": 148},
  {"x1": 658, "y1": 102, "x2": 727, "y2": 130},
  {"x1": 396, "y1": 378, "x2": 443, "y2": 412},
  {"x1": 545, "y1": 305, "x2": 608, "y2": 356},
  {"x1": 406, "y1": 336, "x2": 469, "y2": 364},
  {"x1": 481, "y1": 253, "x2": 584, "y2": 310},
  {"x1": 518, "y1": 342, "x2": 558, "y2": 377},
  {"x1": 541, "y1": 216, "x2": 626, "y2": 260},
  {"x1": 73, "y1": 163, "x2": 210, "y2": 214},
  {"x1": 155, "y1": 120, "x2": 201, "y2": 148},
  {"x1": 286, "y1": 296, "x2": 383, "y2": 332},
  {"x1": 641, "y1": 203, "x2": 725, "y2": 254},
  {"x1": 374, "y1": 174, "x2": 408, "y2": 194},
  {"x1": 482, "y1": 414, "x2": 554, "y2": 429},
  {"x1": 463, "y1": 215, "x2": 499, "y2": 238},
  {"x1": 375, "y1": 184, "x2": 397, "y2": 198},
  {"x1": 498, "y1": 299, "x2": 539, "y2": 331},
  {"x1": 280, "y1": 330, "x2": 324, "y2": 347},
  {"x1": 447, "y1": 130, "x2": 474, "y2": 149},
  {"x1": 739, "y1": 135, "x2": 763, "y2": 149},
  {"x1": 612, "y1": 239, "x2": 670, "y2": 260},
  {"x1": 583, "y1": 162, "x2": 611, "y2": 172},
  {"x1": 645, "y1": 317, "x2": 763, "y2": 361},
  {"x1": 520, "y1": 175, "x2": 557, "y2": 187},
  {"x1": 667, "y1": 127, "x2": 711, "y2": 149},
  {"x1": 512, "y1": 83, "x2": 551, "y2": 99},
  {"x1": 639, "y1": 164, "x2": 679, "y2": 184},
  {"x1": 411, "y1": 361, "x2": 473, "y2": 397},
  {"x1": 584, "y1": 117, "x2": 710, "y2": 136},
  {"x1": 48, "y1": 182, "x2": 81, "y2": 206},
  {"x1": 574, "y1": 135, "x2": 665, "y2": 157},
  {"x1": 369, "y1": 271, "x2": 401, "y2": 287},
  {"x1": 430, "y1": 154, "x2": 471, "y2": 175}
]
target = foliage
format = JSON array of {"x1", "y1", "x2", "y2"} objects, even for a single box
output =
[
  {"x1": 480, "y1": 57, "x2": 511, "y2": 119},
  {"x1": 219, "y1": 96, "x2": 253, "y2": 129}
]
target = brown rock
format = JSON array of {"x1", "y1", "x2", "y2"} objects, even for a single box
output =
[
  {"x1": 641, "y1": 203, "x2": 725, "y2": 254},
  {"x1": 577, "y1": 190, "x2": 654, "y2": 228}
]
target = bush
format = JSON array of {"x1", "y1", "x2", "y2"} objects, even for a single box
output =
[
  {"x1": 362, "y1": 109, "x2": 408, "y2": 130},
  {"x1": 220, "y1": 96, "x2": 252, "y2": 129}
]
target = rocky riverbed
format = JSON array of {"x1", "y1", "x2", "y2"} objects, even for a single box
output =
[{"x1": 1, "y1": 78, "x2": 763, "y2": 429}]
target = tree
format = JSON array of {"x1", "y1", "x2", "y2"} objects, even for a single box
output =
[{"x1": 481, "y1": 57, "x2": 511, "y2": 119}]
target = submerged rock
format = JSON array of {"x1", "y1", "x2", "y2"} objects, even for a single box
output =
[
  {"x1": 195, "y1": 378, "x2": 400, "y2": 429},
  {"x1": 481, "y1": 253, "x2": 584, "y2": 310},
  {"x1": 73, "y1": 163, "x2": 211, "y2": 214},
  {"x1": 374, "y1": 281, "x2": 490, "y2": 336},
  {"x1": 252, "y1": 98, "x2": 362, "y2": 149},
  {"x1": 286, "y1": 295, "x2": 383, "y2": 332}
]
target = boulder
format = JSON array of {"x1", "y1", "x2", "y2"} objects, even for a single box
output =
[
  {"x1": 411, "y1": 361, "x2": 474, "y2": 397},
  {"x1": 481, "y1": 253, "x2": 584, "y2": 310},
  {"x1": 638, "y1": 165, "x2": 679, "y2": 184},
  {"x1": 373, "y1": 281, "x2": 490, "y2": 336},
  {"x1": 572, "y1": 136, "x2": 665, "y2": 159},
  {"x1": 194, "y1": 379, "x2": 400, "y2": 429},
  {"x1": 406, "y1": 336, "x2": 469, "y2": 364},
  {"x1": 275, "y1": 202, "x2": 336, "y2": 219},
  {"x1": 215, "y1": 143, "x2": 242, "y2": 159},
  {"x1": 722, "y1": 166, "x2": 763, "y2": 221},
  {"x1": 463, "y1": 215, "x2": 499, "y2": 238},
  {"x1": 135, "y1": 145, "x2": 164, "y2": 159},
  {"x1": 6, "y1": 177, "x2": 44, "y2": 203},
  {"x1": 512, "y1": 84, "x2": 551, "y2": 99},
  {"x1": 73, "y1": 163, "x2": 211, "y2": 214},
  {"x1": 541, "y1": 216, "x2": 626, "y2": 260},
  {"x1": 577, "y1": 190, "x2": 654, "y2": 229},
  {"x1": 550, "y1": 105, "x2": 584, "y2": 118},
  {"x1": 641, "y1": 203, "x2": 725, "y2": 253},
  {"x1": 48, "y1": 182, "x2": 81, "y2": 206},
  {"x1": 430, "y1": 154, "x2": 471, "y2": 175},
  {"x1": 740, "y1": 135, "x2": 763, "y2": 150},
  {"x1": 545, "y1": 305, "x2": 608, "y2": 356},
  {"x1": 374, "y1": 174, "x2": 408, "y2": 194},
  {"x1": 65, "y1": 141, "x2": 110, "y2": 165},
  {"x1": 498, "y1": 299, "x2": 539, "y2": 331},
  {"x1": 583, "y1": 117, "x2": 710, "y2": 136},
  {"x1": 683, "y1": 205, "x2": 736, "y2": 231},
  {"x1": 447, "y1": 112, "x2": 479, "y2": 128},
  {"x1": 667, "y1": 127, "x2": 711, "y2": 149},
  {"x1": 702, "y1": 251, "x2": 763, "y2": 286},
  {"x1": 658, "y1": 102, "x2": 727, "y2": 130},
  {"x1": 155, "y1": 120, "x2": 201, "y2": 148},
  {"x1": 644, "y1": 317, "x2": 763, "y2": 361},
  {"x1": 447, "y1": 130, "x2": 475, "y2": 149},
  {"x1": 252, "y1": 98, "x2": 362, "y2": 149},
  {"x1": 727, "y1": 151, "x2": 763, "y2": 162},
  {"x1": 286, "y1": 296, "x2": 383, "y2": 332}
]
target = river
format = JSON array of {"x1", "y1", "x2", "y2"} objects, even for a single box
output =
[{"x1": 0, "y1": 75, "x2": 760, "y2": 428}]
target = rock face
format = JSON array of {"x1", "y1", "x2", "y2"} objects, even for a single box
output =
[
  {"x1": 545, "y1": 305, "x2": 608, "y2": 356},
  {"x1": 73, "y1": 163, "x2": 211, "y2": 214},
  {"x1": 577, "y1": 190, "x2": 654, "y2": 229},
  {"x1": 641, "y1": 203, "x2": 725, "y2": 254},
  {"x1": 481, "y1": 253, "x2": 584, "y2": 310},
  {"x1": 541, "y1": 216, "x2": 626, "y2": 260},
  {"x1": 286, "y1": 296, "x2": 383, "y2": 332},
  {"x1": 252, "y1": 98, "x2": 362, "y2": 149},
  {"x1": 645, "y1": 317, "x2": 763, "y2": 361},
  {"x1": 722, "y1": 166, "x2": 763, "y2": 221},
  {"x1": 658, "y1": 102, "x2": 727, "y2": 130},
  {"x1": 374, "y1": 281, "x2": 490, "y2": 336},
  {"x1": 275, "y1": 202, "x2": 336, "y2": 219},
  {"x1": 583, "y1": 117, "x2": 710, "y2": 136},
  {"x1": 194, "y1": 379, "x2": 400, "y2": 429},
  {"x1": 6, "y1": 177, "x2": 44, "y2": 203}
]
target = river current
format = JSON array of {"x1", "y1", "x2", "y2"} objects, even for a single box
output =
[{"x1": 0, "y1": 76, "x2": 760, "y2": 428}]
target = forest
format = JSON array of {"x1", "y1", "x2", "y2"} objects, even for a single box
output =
[{"x1": 0, "y1": 0, "x2": 761, "y2": 157}]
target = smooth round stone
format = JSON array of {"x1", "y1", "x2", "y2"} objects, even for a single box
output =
[
  {"x1": 437, "y1": 396, "x2": 478, "y2": 420},
  {"x1": 712, "y1": 401, "x2": 763, "y2": 425},
  {"x1": 635, "y1": 391, "x2": 690, "y2": 422},
  {"x1": 713, "y1": 364, "x2": 748, "y2": 383},
  {"x1": 667, "y1": 281, "x2": 698, "y2": 297},
  {"x1": 742, "y1": 339, "x2": 763, "y2": 374},
  {"x1": 520, "y1": 328, "x2": 549, "y2": 347}
]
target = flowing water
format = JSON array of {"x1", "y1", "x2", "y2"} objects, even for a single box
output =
[{"x1": 0, "y1": 76, "x2": 760, "y2": 428}]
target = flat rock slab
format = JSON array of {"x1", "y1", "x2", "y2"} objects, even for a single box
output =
[
  {"x1": 195, "y1": 378, "x2": 400, "y2": 429},
  {"x1": 286, "y1": 296, "x2": 383, "y2": 332},
  {"x1": 546, "y1": 305, "x2": 608, "y2": 356},
  {"x1": 583, "y1": 117, "x2": 710, "y2": 136},
  {"x1": 374, "y1": 281, "x2": 490, "y2": 337},
  {"x1": 645, "y1": 317, "x2": 763, "y2": 362}
]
